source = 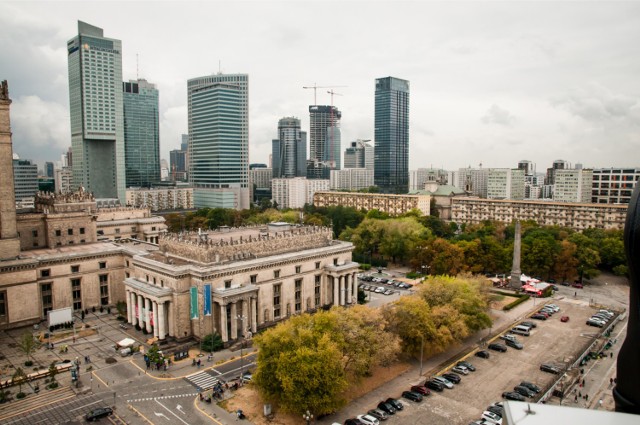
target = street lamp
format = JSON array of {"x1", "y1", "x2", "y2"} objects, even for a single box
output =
[
  {"x1": 419, "y1": 334, "x2": 425, "y2": 377},
  {"x1": 303, "y1": 409, "x2": 313, "y2": 425},
  {"x1": 237, "y1": 315, "x2": 246, "y2": 377}
]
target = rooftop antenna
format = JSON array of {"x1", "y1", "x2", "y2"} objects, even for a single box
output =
[{"x1": 218, "y1": 60, "x2": 222, "y2": 74}]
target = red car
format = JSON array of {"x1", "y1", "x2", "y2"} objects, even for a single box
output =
[
  {"x1": 561, "y1": 316, "x2": 570, "y2": 322},
  {"x1": 572, "y1": 282, "x2": 583, "y2": 288},
  {"x1": 411, "y1": 385, "x2": 431, "y2": 396}
]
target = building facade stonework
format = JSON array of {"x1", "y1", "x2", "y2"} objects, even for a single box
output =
[{"x1": 313, "y1": 191, "x2": 431, "y2": 216}]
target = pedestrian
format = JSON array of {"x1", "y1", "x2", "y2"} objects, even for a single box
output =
[
  {"x1": 574, "y1": 394, "x2": 578, "y2": 403},
  {"x1": 574, "y1": 291, "x2": 577, "y2": 297},
  {"x1": 614, "y1": 377, "x2": 617, "y2": 384},
  {"x1": 610, "y1": 378, "x2": 613, "y2": 386},
  {"x1": 586, "y1": 394, "x2": 589, "y2": 401},
  {"x1": 610, "y1": 352, "x2": 613, "y2": 359},
  {"x1": 579, "y1": 391, "x2": 582, "y2": 398}
]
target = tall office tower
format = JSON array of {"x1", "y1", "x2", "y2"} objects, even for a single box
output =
[
  {"x1": 553, "y1": 169, "x2": 593, "y2": 203},
  {"x1": 272, "y1": 117, "x2": 307, "y2": 178},
  {"x1": 374, "y1": 77, "x2": 409, "y2": 193},
  {"x1": 307, "y1": 105, "x2": 341, "y2": 179},
  {"x1": 45, "y1": 162, "x2": 55, "y2": 178},
  {"x1": 181, "y1": 134, "x2": 188, "y2": 151},
  {"x1": 456, "y1": 167, "x2": 489, "y2": 197},
  {"x1": 67, "y1": 21, "x2": 125, "y2": 202},
  {"x1": 0, "y1": 81, "x2": 21, "y2": 259},
  {"x1": 344, "y1": 139, "x2": 374, "y2": 170},
  {"x1": 122, "y1": 79, "x2": 160, "y2": 188},
  {"x1": 517, "y1": 160, "x2": 535, "y2": 176},
  {"x1": 487, "y1": 168, "x2": 525, "y2": 200},
  {"x1": 13, "y1": 158, "x2": 38, "y2": 203},
  {"x1": 545, "y1": 159, "x2": 569, "y2": 185},
  {"x1": 169, "y1": 148, "x2": 187, "y2": 181},
  {"x1": 188, "y1": 73, "x2": 249, "y2": 210}
]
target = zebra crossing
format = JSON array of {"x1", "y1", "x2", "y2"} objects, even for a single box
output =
[{"x1": 184, "y1": 370, "x2": 220, "y2": 390}]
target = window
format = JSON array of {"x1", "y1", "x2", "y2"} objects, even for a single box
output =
[
  {"x1": 225, "y1": 280, "x2": 232, "y2": 288},
  {"x1": 126, "y1": 260, "x2": 130, "y2": 267},
  {"x1": 68, "y1": 228, "x2": 73, "y2": 235},
  {"x1": 99, "y1": 274, "x2": 109, "y2": 305},
  {"x1": 314, "y1": 277, "x2": 321, "y2": 307},
  {"x1": 333, "y1": 258, "x2": 338, "y2": 266},
  {"x1": 125, "y1": 272, "x2": 130, "y2": 278},
  {"x1": 80, "y1": 228, "x2": 85, "y2": 235},
  {"x1": 273, "y1": 284, "x2": 281, "y2": 319},
  {"x1": 152, "y1": 226, "x2": 156, "y2": 231},
  {"x1": 295, "y1": 265, "x2": 301, "y2": 274},
  {"x1": 71, "y1": 265, "x2": 80, "y2": 273},
  {"x1": 295, "y1": 279, "x2": 302, "y2": 313},
  {"x1": 250, "y1": 274, "x2": 257, "y2": 284},
  {"x1": 131, "y1": 226, "x2": 137, "y2": 232},
  {"x1": 41, "y1": 269, "x2": 50, "y2": 278},
  {"x1": 40, "y1": 283, "x2": 53, "y2": 317},
  {"x1": 32, "y1": 230, "x2": 38, "y2": 237},
  {"x1": 115, "y1": 228, "x2": 120, "y2": 234},
  {"x1": 55, "y1": 229, "x2": 61, "y2": 237},
  {"x1": 71, "y1": 278, "x2": 82, "y2": 310},
  {"x1": 153, "y1": 277, "x2": 156, "y2": 284},
  {"x1": 0, "y1": 291, "x2": 7, "y2": 321},
  {"x1": 274, "y1": 270, "x2": 280, "y2": 278},
  {"x1": 315, "y1": 262, "x2": 320, "y2": 269},
  {"x1": 99, "y1": 261, "x2": 106, "y2": 269}
]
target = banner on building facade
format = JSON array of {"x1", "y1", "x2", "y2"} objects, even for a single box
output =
[
  {"x1": 150, "y1": 311, "x2": 154, "y2": 326},
  {"x1": 203, "y1": 284, "x2": 212, "y2": 316},
  {"x1": 190, "y1": 286, "x2": 198, "y2": 319}
]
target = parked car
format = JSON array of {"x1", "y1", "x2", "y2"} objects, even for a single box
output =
[
  {"x1": 85, "y1": 407, "x2": 113, "y2": 422},
  {"x1": 551, "y1": 285, "x2": 559, "y2": 291},
  {"x1": 561, "y1": 316, "x2": 570, "y2": 322},
  {"x1": 344, "y1": 419, "x2": 363, "y2": 425},
  {"x1": 385, "y1": 398, "x2": 403, "y2": 411},
  {"x1": 488, "y1": 343, "x2": 507, "y2": 352},
  {"x1": 383, "y1": 289, "x2": 394, "y2": 296},
  {"x1": 545, "y1": 304, "x2": 560, "y2": 312},
  {"x1": 520, "y1": 321, "x2": 537, "y2": 329},
  {"x1": 540, "y1": 363, "x2": 561, "y2": 374},
  {"x1": 572, "y1": 282, "x2": 584, "y2": 288},
  {"x1": 402, "y1": 391, "x2": 423, "y2": 402},
  {"x1": 505, "y1": 339, "x2": 524, "y2": 350},
  {"x1": 486, "y1": 405, "x2": 503, "y2": 417},
  {"x1": 592, "y1": 314, "x2": 610, "y2": 322},
  {"x1": 531, "y1": 314, "x2": 547, "y2": 321},
  {"x1": 500, "y1": 334, "x2": 517, "y2": 342},
  {"x1": 586, "y1": 319, "x2": 604, "y2": 328},
  {"x1": 367, "y1": 409, "x2": 388, "y2": 421},
  {"x1": 452, "y1": 365, "x2": 469, "y2": 375},
  {"x1": 536, "y1": 311, "x2": 550, "y2": 318},
  {"x1": 597, "y1": 310, "x2": 614, "y2": 318},
  {"x1": 410, "y1": 385, "x2": 431, "y2": 396},
  {"x1": 520, "y1": 381, "x2": 541, "y2": 393},
  {"x1": 502, "y1": 391, "x2": 526, "y2": 401},
  {"x1": 561, "y1": 281, "x2": 571, "y2": 286},
  {"x1": 456, "y1": 361, "x2": 476, "y2": 371},
  {"x1": 374, "y1": 286, "x2": 385, "y2": 293},
  {"x1": 425, "y1": 379, "x2": 445, "y2": 392},
  {"x1": 513, "y1": 385, "x2": 536, "y2": 398},
  {"x1": 475, "y1": 350, "x2": 490, "y2": 359},
  {"x1": 376, "y1": 402, "x2": 396, "y2": 415},
  {"x1": 357, "y1": 414, "x2": 380, "y2": 425},
  {"x1": 432, "y1": 376, "x2": 454, "y2": 389},
  {"x1": 442, "y1": 372, "x2": 461, "y2": 384},
  {"x1": 481, "y1": 410, "x2": 503, "y2": 424}
]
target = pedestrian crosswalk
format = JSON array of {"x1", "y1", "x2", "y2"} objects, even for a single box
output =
[{"x1": 184, "y1": 371, "x2": 219, "y2": 391}]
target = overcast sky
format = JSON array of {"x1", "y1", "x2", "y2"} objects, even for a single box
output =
[{"x1": 2, "y1": 1, "x2": 639, "y2": 173}]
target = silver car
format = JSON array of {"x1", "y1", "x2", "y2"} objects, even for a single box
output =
[{"x1": 432, "y1": 376, "x2": 454, "y2": 389}]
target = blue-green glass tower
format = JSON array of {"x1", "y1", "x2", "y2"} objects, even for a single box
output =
[
  {"x1": 374, "y1": 76, "x2": 410, "y2": 194},
  {"x1": 188, "y1": 74, "x2": 249, "y2": 210},
  {"x1": 123, "y1": 79, "x2": 160, "y2": 188}
]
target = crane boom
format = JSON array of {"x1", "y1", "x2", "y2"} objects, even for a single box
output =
[{"x1": 302, "y1": 83, "x2": 347, "y2": 105}]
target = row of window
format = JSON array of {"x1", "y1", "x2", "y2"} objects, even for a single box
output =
[
  {"x1": 272, "y1": 275, "x2": 322, "y2": 319},
  {"x1": 41, "y1": 274, "x2": 109, "y2": 317},
  {"x1": 40, "y1": 261, "x2": 107, "y2": 278}
]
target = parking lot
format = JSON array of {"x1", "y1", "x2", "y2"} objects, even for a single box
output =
[
  {"x1": 344, "y1": 298, "x2": 616, "y2": 425},
  {"x1": 358, "y1": 273, "x2": 414, "y2": 307}
]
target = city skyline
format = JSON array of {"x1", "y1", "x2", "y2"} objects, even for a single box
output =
[{"x1": 1, "y1": 1, "x2": 640, "y2": 172}]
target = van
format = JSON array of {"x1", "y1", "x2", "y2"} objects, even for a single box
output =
[
  {"x1": 119, "y1": 347, "x2": 132, "y2": 357},
  {"x1": 510, "y1": 326, "x2": 531, "y2": 336}
]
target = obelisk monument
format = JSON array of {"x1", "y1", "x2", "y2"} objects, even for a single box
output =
[{"x1": 510, "y1": 221, "x2": 522, "y2": 289}]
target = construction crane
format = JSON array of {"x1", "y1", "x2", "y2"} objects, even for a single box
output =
[{"x1": 302, "y1": 83, "x2": 346, "y2": 105}]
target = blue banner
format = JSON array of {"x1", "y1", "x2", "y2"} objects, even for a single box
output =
[
  {"x1": 190, "y1": 286, "x2": 198, "y2": 320},
  {"x1": 203, "y1": 284, "x2": 212, "y2": 316}
]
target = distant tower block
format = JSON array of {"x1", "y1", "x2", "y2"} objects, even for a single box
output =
[{"x1": 510, "y1": 221, "x2": 522, "y2": 289}]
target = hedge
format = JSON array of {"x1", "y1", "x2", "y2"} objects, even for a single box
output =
[
  {"x1": 491, "y1": 290, "x2": 522, "y2": 298},
  {"x1": 503, "y1": 295, "x2": 530, "y2": 311}
]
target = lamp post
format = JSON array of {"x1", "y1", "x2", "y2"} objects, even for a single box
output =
[
  {"x1": 419, "y1": 334, "x2": 425, "y2": 377},
  {"x1": 237, "y1": 314, "x2": 246, "y2": 377},
  {"x1": 303, "y1": 409, "x2": 313, "y2": 425}
]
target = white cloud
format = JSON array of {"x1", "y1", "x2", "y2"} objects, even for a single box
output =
[{"x1": 482, "y1": 104, "x2": 517, "y2": 127}]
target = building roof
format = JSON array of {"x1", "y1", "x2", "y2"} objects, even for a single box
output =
[
  {"x1": 411, "y1": 184, "x2": 465, "y2": 197},
  {"x1": 504, "y1": 401, "x2": 637, "y2": 425}
]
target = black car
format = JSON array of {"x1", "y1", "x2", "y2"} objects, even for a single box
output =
[
  {"x1": 487, "y1": 405, "x2": 503, "y2": 417},
  {"x1": 344, "y1": 419, "x2": 363, "y2": 425},
  {"x1": 502, "y1": 391, "x2": 526, "y2": 401},
  {"x1": 377, "y1": 401, "x2": 396, "y2": 415},
  {"x1": 456, "y1": 361, "x2": 476, "y2": 371},
  {"x1": 513, "y1": 385, "x2": 536, "y2": 398},
  {"x1": 402, "y1": 391, "x2": 423, "y2": 402},
  {"x1": 520, "y1": 321, "x2": 537, "y2": 329},
  {"x1": 505, "y1": 339, "x2": 524, "y2": 350},
  {"x1": 385, "y1": 398, "x2": 403, "y2": 411},
  {"x1": 488, "y1": 343, "x2": 507, "y2": 352},
  {"x1": 367, "y1": 409, "x2": 388, "y2": 421},
  {"x1": 85, "y1": 407, "x2": 113, "y2": 421},
  {"x1": 531, "y1": 314, "x2": 547, "y2": 320},
  {"x1": 540, "y1": 363, "x2": 561, "y2": 374},
  {"x1": 520, "y1": 381, "x2": 541, "y2": 393},
  {"x1": 442, "y1": 372, "x2": 461, "y2": 384},
  {"x1": 475, "y1": 350, "x2": 490, "y2": 359},
  {"x1": 425, "y1": 380, "x2": 445, "y2": 392}
]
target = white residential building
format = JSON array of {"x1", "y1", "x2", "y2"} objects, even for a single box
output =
[
  {"x1": 126, "y1": 187, "x2": 194, "y2": 211},
  {"x1": 456, "y1": 168, "x2": 489, "y2": 197},
  {"x1": 553, "y1": 169, "x2": 593, "y2": 203},
  {"x1": 330, "y1": 169, "x2": 374, "y2": 191},
  {"x1": 272, "y1": 177, "x2": 329, "y2": 209},
  {"x1": 487, "y1": 168, "x2": 525, "y2": 200}
]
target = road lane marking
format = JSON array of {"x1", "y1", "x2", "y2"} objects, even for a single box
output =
[{"x1": 155, "y1": 399, "x2": 190, "y2": 425}]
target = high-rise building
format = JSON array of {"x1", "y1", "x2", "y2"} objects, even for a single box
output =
[
  {"x1": 553, "y1": 169, "x2": 593, "y2": 203},
  {"x1": 67, "y1": 21, "x2": 125, "y2": 202},
  {"x1": 330, "y1": 169, "x2": 374, "y2": 191},
  {"x1": 45, "y1": 162, "x2": 55, "y2": 178},
  {"x1": 487, "y1": 168, "x2": 525, "y2": 200},
  {"x1": 307, "y1": 105, "x2": 341, "y2": 179},
  {"x1": 272, "y1": 117, "x2": 307, "y2": 178},
  {"x1": 456, "y1": 167, "x2": 489, "y2": 198},
  {"x1": 271, "y1": 177, "x2": 329, "y2": 209},
  {"x1": 592, "y1": 168, "x2": 640, "y2": 204},
  {"x1": 122, "y1": 79, "x2": 160, "y2": 188},
  {"x1": 409, "y1": 168, "x2": 448, "y2": 192},
  {"x1": 13, "y1": 158, "x2": 38, "y2": 203},
  {"x1": 374, "y1": 77, "x2": 409, "y2": 194},
  {"x1": 545, "y1": 159, "x2": 569, "y2": 185},
  {"x1": 344, "y1": 139, "x2": 374, "y2": 170},
  {"x1": 187, "y1": 73, "x2": 249, "y2": 210},
  {"x1": 517, "y1": 160, "x2": 535, "y2": 176},
  {"x1": 169, "y1": 149, "x2": 187, "y2": 181}
]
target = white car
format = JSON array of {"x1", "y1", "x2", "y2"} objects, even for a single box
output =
[
  {"x1": 375, "y1": 286, "x2": 385, "y2": 293},
  {"x1": 544, "y1": 304, "x2": 560, "y2": 312},
  {"x1": 452, "y1": 365, "x2": 469, "y2": 375},
  {"x1": 432, "y1": 376, "x2": 454, "y2": 389},
  {"x1": 357, "y1": 414, "x2": 380, "y2": 425},
  {"x1": 481, "y1": 410, "x2": 502, "y2": 424}
]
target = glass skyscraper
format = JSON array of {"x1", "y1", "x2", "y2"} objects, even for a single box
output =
[
  {"x1": 272, "y1": 117, "x2": 307, "y2": 178},
  {"x1": 307, "y1": 105, "x2": 341, "y2": 179},
  {"x1": 374, "y1": 76, "x2": 410, "y2": 193},
  {"x1": 187, "y1": 74, "x2": 249, "y2": 209},
  {"x1": 67, "y1": 21, "x2": 125, "y2": 202},
  {"x1": 123, "y1": 79, "x2": 160, "y2": 188}
]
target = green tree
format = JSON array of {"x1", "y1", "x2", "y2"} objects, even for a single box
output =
[
  {"x1": 147, "y1": 344, "x2": 162, "y2": 364},
  {"x1": 522, "y1": 235, "x2": 558, "y2": 278},
  {"x1": 48, "y1": 362, "x2": 59, "y2": 388},
  {"x1": 426, "y1": 238, "x2": 465, "y2": 276},
  {"x1": 378, "y1": 218, "x2": 426, "y2": 264},
  {"x1": 116, "y1": 300, "x2": 127, "y2": 318},
  {"x1": 202, "y1": 333, "x2": 223, "y2": 352},
  {"x1": 18, "y1": 332, "x2": 38, "y2": 365},
  {"x1": 599, "y1": 237, "x2": 625, "y2": 271},
  {"x1": 12, "y1": 367, "x2": 27, "y2": 397},
  {"x1": 383, "y1": 295, "x2": 437, "y2": 355},
  {"x1": 552, "y1": 240, "x2": 578, "y2": 282}
]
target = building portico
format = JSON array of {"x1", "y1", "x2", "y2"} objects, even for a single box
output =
[{"x1": 124, "y1": 278, "x2": 172, "y2": 340}]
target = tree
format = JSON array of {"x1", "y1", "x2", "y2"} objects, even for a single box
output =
[
  {"x1": 202, "y1": 333, "x2": 223, "y2": 352},
  {"x1": 599, "y1": 237, "x2": 626, "y2": 271},
  {"x1": 18, "y1": 332, "x2": 38, "y2": 366},
  {"x1": 383, "y1": 295, "x2": 437, "y2": 355},
  {"x1": 552, "y1": 240, "x2": 578, "y2": 282},
  {"x1": 378, "y1": 218, "x2": 426, "y2": 264},
  {"x1": 147, "y1": 344, "x2": 162, "y2": 365},
  {"x1": 48, "y1": 362, "x2": 59, "y2": 388},
  {"x1": 116, "y1": 300, "x2": 127, "y2": 318},
  {"x1": 12, "y1": 367, "x2": 27, "y2": 397},
  {"x1": 426, "y1": 238, "x2": 465, "y2": 276}
]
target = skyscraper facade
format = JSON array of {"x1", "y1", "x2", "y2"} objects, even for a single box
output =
[
  {"x1": 307, "y1": 105, "x2": 341, "y2": 179},
  {"x1": 374, "y1": 77, "x2": 409, "y2": 193},
  {"x1": 67, "y1": 21, "x2": 125, "y2": 202},
  {"x1": 272, "y1": 117, "x2": 307, "y2": 178},
  {"x1": 344, "y1": 139, "x2": 374, "y2": 170},
  {"x1": 13, "y1": 158, "x2": 38, "y2": 203},
  {"x1": 45, "y1": 162, "x2": 55, "y2": 178},
  {"x1": 123, "y1": 79, "x2": 160, "y2": 188},
  {"x1": 187, "y1": 73, "x2": 249, "y2": 209}
]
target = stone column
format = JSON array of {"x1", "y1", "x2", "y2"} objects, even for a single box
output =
[
  {"x1": 168, "y1": 300, "x2": 175, "y2": 337},
  {"x1": 152, "y1": 301, "x2": 159, "y2": 338},
  {"x1": 230, "y1": 302, "x2": 238, "y2": 340},
  {"x1": 352, "y1": 272, "x2": 357, "y2": 303},
  {"x1": 125, "y1": 291, "x2": 132, "y2": 324},
  {"x1": 220, "y1": 303, "x2": 228, "y2": 342},
  {"x1": 339, "y1": 276, "x2": 344, "y2": 305},
  {"x1": 332, "y1": 276, "x2": 338, "y2": 306},
  {"x1": 158, "y1": 301, "x2": 166, "y2": 340},
  {"x1": 145, "y1": 298, "x2": 152, "y2": 333},
  {"x1": 251, "y1": 297, "x2": 257, "y2": 333},
  {"x1": 137, "y1": 294, "x2": 144, "y2": 327}
]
